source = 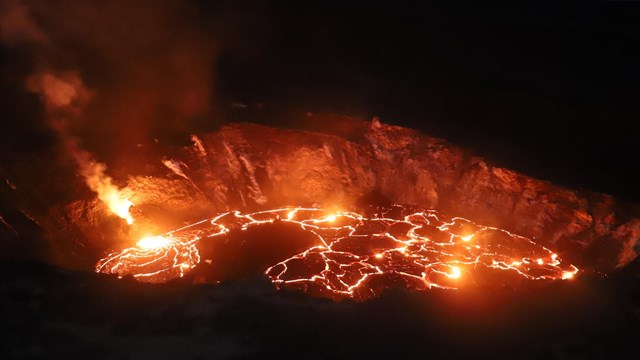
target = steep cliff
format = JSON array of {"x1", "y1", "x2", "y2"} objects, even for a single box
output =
[{"x1": 20, "y1": 116, "x2": 640, "y2": 272}]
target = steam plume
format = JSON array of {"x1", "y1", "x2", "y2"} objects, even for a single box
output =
[
  {"x1": 26, "y1": 70, "x2": 134, "y2": 224},
  {"x1": 0, "y1": 0, "x2": 217, "y2": 223}
]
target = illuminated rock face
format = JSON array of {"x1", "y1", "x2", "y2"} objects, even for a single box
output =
[{"x1": 64, "y1": 117, "x2": 638, "y2": 272}]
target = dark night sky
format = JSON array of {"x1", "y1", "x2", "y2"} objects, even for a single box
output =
[
  {"x1": 214, "y1": 0, "x2": 640, "y2": 202},
  {"x1": 2, "y1": 0, "x2": 640, "y2": 202}
]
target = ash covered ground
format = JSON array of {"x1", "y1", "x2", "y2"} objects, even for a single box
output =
[{"x1": 1, "y1": 260, "x2": 639, "y2": 359}]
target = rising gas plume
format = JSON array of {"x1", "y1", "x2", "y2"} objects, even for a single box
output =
[
  {"x1": 26, "y1": 70, "x2": 134, "y2": 224},
  {"x1": 0, "y1": 0, "x2": 218, "y2": 224}
]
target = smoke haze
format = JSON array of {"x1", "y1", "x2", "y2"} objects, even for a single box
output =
[
  {"x1": 0, "y1": 0, "x2": 220, "y2": 227},
  {"x1": 1, "y1": 0, "x2": 218, "y2": 163}
]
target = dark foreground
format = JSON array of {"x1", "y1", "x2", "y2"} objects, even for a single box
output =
[{"x1": 1, "y1": 261, "x2": 639, "y2": 359}]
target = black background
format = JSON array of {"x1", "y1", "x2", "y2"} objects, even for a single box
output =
[{"x1": 213, "y1": 0, "x2": 640, "y2": 202}]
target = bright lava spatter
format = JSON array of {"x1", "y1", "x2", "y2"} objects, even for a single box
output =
[{"x1": 96, "y1": 206, "x2": 579, "y2": 300}]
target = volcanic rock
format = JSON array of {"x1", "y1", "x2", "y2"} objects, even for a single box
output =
[{"x1": 6, "y1": 116, "x2": 640, "y2": 272}]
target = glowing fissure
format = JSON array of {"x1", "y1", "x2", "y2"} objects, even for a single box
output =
[{"x1": 96, "y1": 206, "x2": 579, "y2": 300}]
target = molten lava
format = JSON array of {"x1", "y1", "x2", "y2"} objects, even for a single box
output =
[
  {"x1": 136, "y1": 235, "x2": 171, "y2": 250},
  {"x1": 96, "y1": 206, "x2": 579, "y2": 300}
]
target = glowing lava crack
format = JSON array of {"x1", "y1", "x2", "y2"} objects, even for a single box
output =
[{"x1": 96, "y1": 207, "x2": 579, "y2": 300}]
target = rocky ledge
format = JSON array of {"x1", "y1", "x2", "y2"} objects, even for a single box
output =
[{"x1": 46, "y1": 116, "x2": 640, "y2": 272}]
